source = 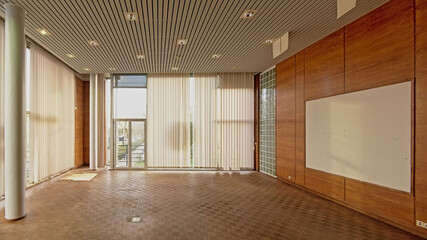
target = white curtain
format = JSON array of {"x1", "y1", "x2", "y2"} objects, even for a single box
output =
[
  {"x1": 217, "y1": 73, "x2": 254, "y2": 170},
  {"x1": 147, "y1": 73, "x2": 190, "y2": 168},
  {"x1": 193, "y1": 74, "x2": 218, "y2": 168},
  {"x1": 0, "y1": 23, "x2": 4, "y2": 196},
  {"x1": 29, "y1": 44, "x2": 75, "y2": 183}
]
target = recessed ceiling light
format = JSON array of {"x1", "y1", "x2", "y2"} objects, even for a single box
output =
[
  {"x1": 211, "y1": 54, "x2": 221, "y2": 59},
  {"x1": 37, "y1": 29, "x2": 50, "y2": 36},
  {"x1": 231, "y1": 66, "x2": 240, "y2": 71},
  {"x1": 171, "y1": 67, "x2": 178, "y2": 71},
  {"x1": 137, "y1": 54, "x2": 145, "y2": 60},
  {"x1": 87, "y1": 40, "x2": 99, "y2": 46},
  {"x1": 83, "y1": 68, "x2": 90, "y2": 71},
  {"x1": 108, "y1": 67, "x2": 117, "y2": 72},
  {"x1": 67, "y1": 54, "x2": 76, "y2": 58},
  {"x1": 265, "y1": 39, "x2": 274, "y2": 44},
  {"x1": 125, "y1": 11, "x2": 138, "y2": 21},
  {"x1": 177, "y1": 39, "x2": 188, "y2": 46},
  {"x1": 241, "y1": 10, "x2": 257, "y2": 19}
]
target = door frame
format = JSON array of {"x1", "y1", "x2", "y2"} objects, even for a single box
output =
[
  {"x1": 109, "y1": 74, "x2": 148, "y2": 170},
  {"x1": 112, "y1": 118, "x2": 147, "y2": 170}
]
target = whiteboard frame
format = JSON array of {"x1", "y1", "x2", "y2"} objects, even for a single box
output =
[{"x1": 305, "y1": 81, "x2": 414, "y2": 193}]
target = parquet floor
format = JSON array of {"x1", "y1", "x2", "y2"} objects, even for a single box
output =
[{"x1": 0, "y1": 168, "x2": 422, "y2": 239}]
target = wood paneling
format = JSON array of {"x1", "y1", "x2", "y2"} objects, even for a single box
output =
[
  {"x1": 305, "y1": 168, "x2": 345, "y2": 202},
  {"x1": 276, "y1": 56, "x2": 296, "y2": 182},
  {"x1": 75, "y1": 77, "x2": 84, "y2": 167},
  {"x1": 272, "y1": 0, "x2": 427, "y2": 236},
  {"x1": 83, "y1": 81, "x2": 90, "y2": 165},
  {"x1": 254, "y1": 74, "x2": 260, "y2": 171},
  {"x1": 304, "y1": 29, "x2": 344, "y2": 100},
  {"x1": 345, "y1": 179, "x2": 414, "y2": 226},
  {"x1": 295, "y1": 51, "x2": 305, "y2": 186},
  {"x1": 415, "y1": 0, "x2": 427, "y2": 228},
  {"x1": 345, "y1": 0, "x2": 414, "y2": 92}
]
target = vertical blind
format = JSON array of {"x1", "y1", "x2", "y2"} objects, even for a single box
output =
[
  {"x1": 0, "y1": 23, "x2": 4, "y2": 196},
  {"x1": 193, "y1": 74, "x2": 218, "y2": 168},
  {"x1": 218, "y1": 73, "x2": 254, "y2": 170},
  {"x1": 29, "y1": 44, "x2": 75, "y2": 183},
  {"x1": 147, "y1": 73, "x2": 254, "y2": 170},
  {"x1": 147, "y1": 73, "x2": 191, "y2": 168}
]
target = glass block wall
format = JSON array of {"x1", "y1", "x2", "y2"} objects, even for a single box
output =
[{"x1": 259, "y1": 68, "x2": 276, "y2": 176}]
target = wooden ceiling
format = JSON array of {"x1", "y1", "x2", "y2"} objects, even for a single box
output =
[{"x1": 0, "y1": 0, "x2": 388, "y2": 74}]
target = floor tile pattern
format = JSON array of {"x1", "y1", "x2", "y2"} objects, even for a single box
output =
[{"x1": 0, "y1": 168, "x2": 422, "y2": 240}]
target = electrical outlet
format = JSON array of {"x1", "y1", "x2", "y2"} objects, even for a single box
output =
[
  {"x1": 416, "y1": 220, "x2": 427, "y2": 229},
  {"x1": 288, "y1": 176, "x2": 291, "y2": 180}
]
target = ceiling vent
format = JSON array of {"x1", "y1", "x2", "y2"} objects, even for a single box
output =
[
  {"x1": 337, "y1": 0, "x2": 357, "y2": 18},
  {"x1": 272, "y1": 32, "x2": 289, "y2": 58},
  {"x1": 125, "y1": 12, "x2": 138, "y2": 21}
]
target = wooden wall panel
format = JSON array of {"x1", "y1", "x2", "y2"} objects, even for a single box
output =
[
  {"x1": 276, "y1": 56, "x2": 296, "y2": 182},
  {"x1": 305, "y1": 168, "x2": 345, "y2": 201},
  {"x1": 304, "y1": 29, "x2": 344, "y2": 100},
  {"x1": 345, "y1": 0, "x2": 414, "y2": 92},
  {"x1": 295, "y1": 51, "x2": 305, "y2": 186},
  {"x1": 345, "y1": 179, "x2": 414, "y2": 226},
  {"x1": 83, "y1": 81, "x2": 90, "y2": 165},
  {"x1": 271, "y1": 0, "x2": 427, "y2": 235},
  {"x1": 415, "y1": 0, "x2": 427, "y2": 228},
  {"x1": 75, "y1": 77, "x2": 84, "y2": 167}
]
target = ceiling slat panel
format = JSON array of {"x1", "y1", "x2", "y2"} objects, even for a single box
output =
[{"x1": 0, "y1": 0, "x2": 389, "y2": 73}]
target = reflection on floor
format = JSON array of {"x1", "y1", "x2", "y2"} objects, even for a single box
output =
[
  {"x1": 61, "y1": 172, "x2": 98, "y2": 181},
  {"x1": 0, "y1": 168, "x2": 422, "y2": 240}
]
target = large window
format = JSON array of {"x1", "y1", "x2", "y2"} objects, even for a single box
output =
[
  {"x1": 146, "y1": 73, "x2": 254, "y2": 170},
  {"x1": 113, "y1": 75, "x2": 147, "y2": 119},
  {"x1": 111, "y1": 75, "x2": 147, "y2": 169},
  {"x1": 28, "y1": 43, "x2": 75, "y2": 184}
]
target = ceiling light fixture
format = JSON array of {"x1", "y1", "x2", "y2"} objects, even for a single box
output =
[
  {"x1": 177, "y1": 39, "x2": 188, "y2": 46},
  {"x1": 265, "y1": 39, "x2": 274, "y2": 44},
  {"x1": 125, "y1": 11, "x2": 138, "y2": 21},
  {"x1": 137, "y1": 54, "x2": 145, "y2": 60},
  {"x1": 108, "y1": 67, "x2": 117, "y2": 72},
  {"x1": 67, "y1": 54, "x2": 76, "y2": 58},
  {"x1": 171, "y1": 67, "x2": 178, "y2": 71},
  {"x1": 87, "y1": 40, "x2": 99, "y2": 46},
  {"x1": 241, "y1": 10, "x2": 257, "y2": 19},
  {"x1": 37, "y1": 29, "x2": 50, "y2": 36},
  {"x1": 211, "y1": 54, "x2": 221, "y2": 59},
  {"x1": 231, "y1": 66, "x2": 240, "y2": 71},
  {"x1": 83, "y1": 68, "x2": 90, "y2": 71}
]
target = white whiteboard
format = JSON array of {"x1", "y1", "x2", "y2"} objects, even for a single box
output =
[{"x1": 306, "y1": 81, "x2": 412, "y2": 192}]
